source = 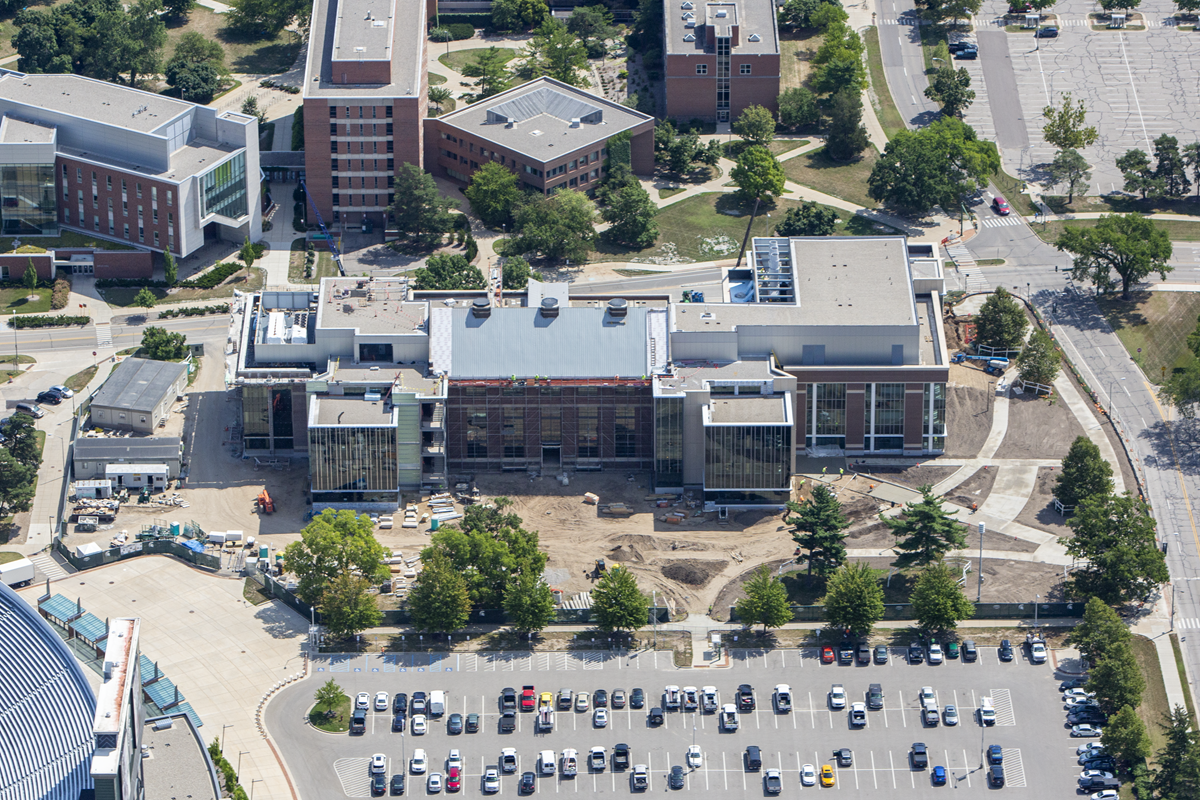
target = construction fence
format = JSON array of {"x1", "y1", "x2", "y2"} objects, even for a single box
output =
[
  {"x1": 55, "y1": 538, "x2": 222, "y2": 572},
  {"x1": 729, "y1": 601, "x2": 1087, "y2": 624}
]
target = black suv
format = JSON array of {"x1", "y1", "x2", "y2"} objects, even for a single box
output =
[
  {"x1": 911, "y1": 743, "x2": 928, "y2": 769},
  {"x1": 394, "y1": 692, "x2": 408, "y2": 713},
  {"x1": 962, "y1": 641, "x2": 977, "y2": 662},
  {"x1": 989, "y1": 765, "x2": 1005, "y2": 787},
  {"x1": 595, "y1": 689, "x2": 608, "y2": 708},
  {"x1": 35, "y1": 391, "x2": 62, "y2": 405},
  {"x1": 987, "y1": 745, "x2": 1002, "y2": 765},
  {"x1": 908, "y1": 641, "x2": 925, "y2": 663},
  {"x1": 519, "y1": 772, "x2": 536, "y2": 794},
  {"x1": 867, "y1": 684, "x2": 883, "y2": 710},
  {"x1": 998, "y1": 640, "x2": 1014, "y2": 661},
  {"x1": 737, "y1": 684, "x2": 755, "y2": 711},
  {"x1": 838, "y1": 642, "x2": 854, "y2": 664}
]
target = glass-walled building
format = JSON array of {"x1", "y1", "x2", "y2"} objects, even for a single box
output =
[
  {"x1": 0, "y1": 163, "x2": 57, "y2": 235},
  {"x1": 701, "y1": 394, "x2": 793, "y2": 504},
  {"x1": 308, "y1": 395, "x2": 399, "y2": 505},
  {"x1": 199, "y1": 152, "x2": 248, "y2": 221}
]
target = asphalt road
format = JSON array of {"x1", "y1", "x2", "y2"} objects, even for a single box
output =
[
  {"x1": 0, "y1": 315, "x2": 228, "y2": 355},
  {"x1": 874, "y1": 10, "x2": 941, "y2": 130},
  {"x1": 267, "y1": 646, "x2": 1077, "y2": 800}
]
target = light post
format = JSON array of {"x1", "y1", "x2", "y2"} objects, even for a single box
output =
[
  {"x1": 237, "y1": 751, "x2": 249, "y2": 780},
  {"x1": 251, "y1": 778, "x2": 262, "y2": 800},
  {"x1": 977, "y1": 522, "x2": 985, "y2": 602},
  {"x1": 652, "y1": 590, "x2": 659, "y2": 650}
]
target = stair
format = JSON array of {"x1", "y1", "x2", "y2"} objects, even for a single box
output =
[{"x1": 29, "y1": 552, "x2": 71, "y2": 582}]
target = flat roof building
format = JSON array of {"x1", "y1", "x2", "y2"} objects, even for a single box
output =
[
  {"x1": 663, "y1": 0, "x2": 781, "y2": 122},
  {"x1": 425, "y1": 77, "x2": 656, "y2": 193},
  {"x1": 301, "y1": 0, "x2": 428, "y2": 230},
  {"x1": 0, "y1": 70, "x2": 261, "y2": 256},
  {"x1": 73, "y1": 436, "x2": 184, "y2": 481},
  {"x1": 90, "y1": 357, "x2": 189, "y2": 433}
]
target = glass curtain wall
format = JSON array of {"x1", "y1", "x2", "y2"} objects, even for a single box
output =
[
  {"x1": 0, "y1": 164, "x2": 57, "y2": 236},
  {"x1": 863, "y1": 383, "x2": 905, "y2": 452},
  {"x1": 704, "y1": 425, "x2": 792, "y2": 490},
  {"x1": 805, "y1": 383, "x2": 846, "y2": 448},
  {"x1": 242, "y1": 385, "x2": 270, "y2": 450},
  {"x1": 199, "y1": 152, "x2": 248, "y2": 219},
  {"x1": 653, "y1": 397, "x2": 683, "y2": 488},
  {"x1": 923, "y1": 383, "x2": 946, "y2": 452},
  {"x1": 309, "y1": 425, "x2": 398, "y2": 494},
  {"x1": 578, "y1": 407, "x2": 599, "y2": 458}
]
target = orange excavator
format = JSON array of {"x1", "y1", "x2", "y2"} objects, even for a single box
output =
[{"x1": 257, "y1": 489, "x2": 275, "y2": 514}]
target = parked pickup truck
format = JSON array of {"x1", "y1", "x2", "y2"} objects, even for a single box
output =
[
  {"x1": 701, "y1": 686, "x2": 718, "y2": 713},
  {"x1": 521, "y1": 686, "x2": 536, "y2": 712},
  {"x1": 501, "y1": 688, "x2": 517, "y2": 712},
  {"x1": 500, "y1": 711, "x2": 516, "y2": 733},
  {"x1": 561, "y1": 750, "x2": 578, "y2": 777},
  {"x1": 500, "y1": 748, "x2": 518, "y2": 773}
]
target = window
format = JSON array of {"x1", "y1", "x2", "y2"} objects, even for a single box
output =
[
  {"x1": 578, "y1": 406, "x2": 599, "y2": 458},
  {"x1": 166, "y1": 190, "x2": 172, "y2": 206},
  {"x1": 106, "y1": 176, "x2": 111, "y2": 191},
  {"x1": 123, "y1": 223, "x2": 129, "y2": 239},
  {"x1": 387, "y1": 158, "x2": 394, "y2": 171},
  {"x1": 372, "y1": 106, "x2": 377, "y2": 118},
  {"x1": 385, "y1": 106, "x2": 392, "y2": 118},
  {"x1": 63, "y1": 208, "x2": 69, "y2": 223},
  {"x1": 329, "y1": 107, "x2": 337, "y2": 118},
  {"x1": 344, "y1": 107, "x2": 351, "y2": 118},
  {"x1": 107, "y1": 199, "x2": 114, "y2": 234},
  {"x1": 386, "y1": 141, "x2": 393, "y2": 153},
  {"x1": 331, "y1": 141, "x2": 338, "y2": 153},
  {"x1": 523, "y1": 165, "x2": 542, "y2": 176},
  {"x1": 386, "y1": 122, "x2": 393, "y2": 135},
  {"x1": 465, "y1": 408, "x2": 488, "y2": 458},
  {"x1": 387, "y1": 175, "x2": 394, "y2": 188},
  {"x1": 358, "y1": 106, "x2": 363, "y2": 118},
  {"x1": 76, "y1": 169, "x2": 82, "y2": 183},
  {"x1": 167, "y1": 212, "x2": 173, "y2": 227},
  {"x1": 696, "y1": 64, "x2": 708, "y2": 74},
  {"x1": 62, "y1": 165, "x2": 67, "y2": 179},
  {"x1": 93, "y1": 214, "x2": 99, "y2": 231},
  {"x1": 615, "y1": 406, "x2": 637, "y2": 458},
  {"x1": 502, "y1": 407, "x2": 524, "y2": 459},
  {"x1": 136, "y1": 183, "x2": 142, "y2": 198},
  {"x1": 330, "y1": 123, "x2": 338, "y2": 135},
  {"x1": 153, "y1": 230, "x2": 159, "y2": 247},
  {"x1": 152, "y1": 206, "x2": 158, "y2": 223},
  {"x1": 740, "y1": 63, "x2": 752, "y2": 74},
  {"x1": 332, "y1": 194, "x2": 340, "y2": 206},
  {"x1": 331, "y1": 159, "x2": 339, "y2": 172},
  {"x1": 332, "y1": 176, "x2": 339, "y2": 188}
]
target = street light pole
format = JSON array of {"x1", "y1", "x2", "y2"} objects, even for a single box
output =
[
  {"x1": 977, "y1": 523, "x2": 985, "y2": 602},
  {"x1": 251, "y1": 779, "x2": 262, "y2": 800},
  {"x1": 237, "y1": 751, "x2": 249, "y2": 780}
]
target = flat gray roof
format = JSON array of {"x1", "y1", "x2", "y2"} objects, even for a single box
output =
[
  {"x1": 305, "y1": 0, "x2": 425, "y2": 98},
  {"x1": 58, "y1": 137, "x2": 240, "y2": 182},
  {"x1": 436, "y1": 78, "x2": 653, "y2": 164},
  {"x1": 316, "y1": 277, "x2": 427, "y2": 335},
  {"x1": 0, "y1": 72, "x2": 191, "y2": 134},
  {"x1": 665, "y1": 0, "x2": 779, "y2": 56},
  {"x1": 0, "y1": 116, "x2": 54, "y2": 143},
  {"x1": 707, "y1": 395, "x2": 789, "y2": 424},
  {"x1": 313, "y1": 395, "x2": 396, "y2": 425},
  {"x1": 657, "y1": 358, "x2": 776, "y2": 394},
  {"x1": 92, "y1": 358, "x2": 187, "y2": 413},
  {"x1": 331, "y1": 0, "x2": 395, "y2": 63},
  {"x1": 442, "y1": 305, "x2": 649, "y2": 379},
  {"x1": 74, "y1": 437, "x2": 182, "y2": 462},
  {"x1": 325, "y1": 362, "x2": 442, "y2": 394},
  {"x1": 790, "y1": 236, "x2": 916, "y2": 326},
  {"x1": 141, "y1": 715, "x2": 219, "y2": 800}
]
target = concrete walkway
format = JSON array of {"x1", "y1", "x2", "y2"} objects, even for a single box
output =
[
  {"x1": 1053, "y1": 371, "x2": 1125, "y2": 494},
  {"x1": 1133, "y1": 593, "x2": 1192, "y2": 716}
]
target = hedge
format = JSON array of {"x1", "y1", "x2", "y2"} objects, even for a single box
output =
[
  {"x1": 445, "y1": 22, "x2": 476, "y2": 39},
  {"x1": 10, "y1": 315, "x2": 89, "y2": 328},
  {"x1": 158, "y1": 304, "x2": 230, "y2": 319},
  {"x1": 432, "y1": 13, "x2": 490, "y2": 26},
  {"x1": 97, "y1": 262, "x2": 244, "y2": 291},
  {"x1": 50, "y1": 278, "x2": 71, "y2": 310}
]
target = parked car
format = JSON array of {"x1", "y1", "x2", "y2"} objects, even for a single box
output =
[
  {"x1": 613, "y1": 743, "x2": 630, "y2": 771},
  {"x1": 820, "y1": 765, "x2": 835, "y2": 787},
  {"x1": 446, "y1": 768, "x2": 461, "y2": 793},
  {"x1": 874, "y1": 645, "x2": 889, "y2": 664},
  {"x1": 394, "y1": 692, "x2": 408, "y2": 713},
  {"x1": 927, "y1": 643, "x2": 944, "y2": 664},
  {"x1": 834, "y1": 749, "x2": 853, "y2": 767},
  {"x1": 372, "y1": 754, "x2": 388, "y2": 774},
  {"x1": 1072, "y1": 724, "x2": 1103, "y2": 737},
  {"x1": 392, "y1": 713, "x2": 406, "y2": 732},
  {"x1": 850, "y1": 703, "x2": 867, "y2": 726},
  {"x1": 593, "y1": 708, "x2": 608, "y2": 727},
  {"x1": 801, "y1": 764, "x2": 817, "y2": 786},
  {"x1": 989, "y1": 765, "x2": 1005, "y2": 787},
  {"x1": 946, "y1": 641, "x2": 959, "y2": 659},
  {"x1": 1077, "y1": 743, "x2": 1106, "y2": 757},
  {"x1": 13, "y1": 402, "x2": 43, "y2": 418},
  {"x1": 856, "y1": 642, "x2": 871, "y2": 664},
  {"x1": 447, "y1": 713, "x2": 463, "y2": 734},
  {"x1": 575, "y1": 692, "x2": 590, "y2": 712},
  {"x1": 595, "y1": 689, "x2": 608, "y2": 708},
  {"x1": 999, "y1": 640, "x2": 1014, "y2": 661},
  {"x1": 830, "y1": 684, "x2": 847, "y2": 709},
  {"x1": 465, "y1": 713, "x2": 479, "y2": 733},
  {"x1": 686, "y1": 746, "x2": 702, "y2": 768},
  {"x1": 48, "y1": 385, "x2": 73, "y2": 399},
  {"x1": 356, "y1": 692, "x2": 371, "y2": 710},
  {"x1": 932, "y1": 766, "x2": 947, "y2": 786},
  {"x1": 483, "y1": 769, "x2": 499, "y2": 794},
  {"x1": 987, "y1": 745, "x2": 1003, "y2": 765},
  {"x1": 1062, "y1": 678, "x2": 1089, "y2": 691},
  {"x1": 411, "y1": 715, "x2": 427, "y2": 735},
  {"x1": 669, "y1": 766, "x2": 685, "y2": 790},
  {"x1": 372, "y1": 774, "x2": 387, "y2": 796},
  {"x1": 911, "y1": 743, "x2": 928, "y2": 769},
  {"x1": 955, "y1": 46, "x2": 978, "y2": 59},
  {"x1": 632, "y1": 765, "x2": 648, "y2": 792},
  {"x1": 943, "y1": 705, "x2": 959, "y2": 726},
  {"x1": 590, "y1": 747, "x2": 607, "y2": 772},
  {"x1": 737, "y1": 684, "x2": 755, "y2": 711},
  {"x1": 821, "y1": 646, "x2": 835, "y2": 664},
  {"x1": 390, "y1": 774, "x2": 405, "y2": 795},
  {"x1": 519, "y1": 772, "x2": 536, "y2": 794},
  {"x1": 427, "y1": 773, "x2": 443, "y2": 793},
  {"x1": 612, "y1": 689, "x2": 626, "y2": 709},
  {"x1": 412, "y1": 692, "x2": 427, "y2": 714},
  {"x1": 410, "y1": 750, "x2": 427, "y2": 775},
  {"x1": 630, "y1": 688, "x2": 645, "y2": 709},
  {"x1": 764, "y1": 769, "x2": 782, "y2": 794},
  {"x1": 867, "y1": 684, "x2": 883, "y2": 710},
  {"x1": 838, "y1": 641, "x2": 854, "y2": 664},
  {"x1": 908, "y1": 641, "x2": 925, "y2": 663},
  {"x1": 35, "y1": 391, "x2": 62, "y2": 405},
  {"x1": 962, "y1": 641, "x2": 977, "y2": 662}
]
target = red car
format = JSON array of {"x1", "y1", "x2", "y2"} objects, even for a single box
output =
[
  {"x1": 992, "y1": 196, "x2": 1011, "y2": 215},
  {"x1": 447, "y1": 768, "x2": 461, "y2": 792},
  {"x1": 820, "y1": 646, "x2": 835, "y2": 664}
]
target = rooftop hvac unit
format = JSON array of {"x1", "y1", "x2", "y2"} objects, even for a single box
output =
[
  {"x1": 471, "y1": 297, "x2": 491, "y2": 318},
  {"x1": 607, "y1": 298, "x2": 628, "y2": 318},
  {"x1": 540, "y1": 297, "x2": 560, "y2": 318}
]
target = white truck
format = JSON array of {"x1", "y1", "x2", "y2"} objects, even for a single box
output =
[
  {"x1": 701, "y1": 686, "x2": 718, "y2": 713},
  {"x1": 0, "y1": 557, "x2": 34, "y2": 588},
  {"x1": 664, "y1": 685, "x2": 681, "y2": 710},
  {"x1": 561, "y1": 749, "x2": 578, "y2": 777},
  {"x1": 682, "y1": 686, "x2": 699, "y2": 711},
  {"x1": 537, "y1": 706, "x2": 554, "y2": 732},
  {"x1": 429, "y1": 690, "x2": 445, "y2": 716},
  {"x1": 720, "y1": 704, "x2": 739, "y2": 731}
]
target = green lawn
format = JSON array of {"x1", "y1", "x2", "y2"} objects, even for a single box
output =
[
  {"x1": 782, "y1": 146, "x2": 881, "y2": 209},
  {"x1": 0, "y1": 230, "x2": 136, "y2": 253},
  {"x1": 0, "y1": 287, "x2": 52, "y2": 316},
  {"x1": 1170, "y1": 633, "x2": 1198, "y2": 720},
  {"x1": 864, "y1": 27, "x2": 906, "y2": 140},
  {"x1": 100, "y1": 267, "x2": 266, "y2": 307},
  {"x1": 438, "y1": 47, "x2": 519, "y2": 74},
  {"x1": 1131, "y1": 635, "x2": 1171, "y2": 761},
  {"x1": 165, "y1": 7, "x2": 303, "y2": 75},
  {"x1": 1096, "y1": 291, "x2": 1200, "y2": 384},
  {"x1": 1035, "y1": 217, "x2": 1200, "y2": 244},
  {"x1": 288, "y1": 241, "x2": 340, "y2": 284},
  {"x1": 592, "y1": 193, "x2": 900, "y2": 263},
  {"x1": 429, "y1": 72, "x2": 448, "y2": 86},
  {"x1": 65, "y1": 365, "x2": 98, "y2": 394},
  {"x1": 309, "y1": 696, "x2": 352, "y2": 733},
  {"x1": 723, "y1": 139, "x2": 811, "y2": 159},
  {"x1": 0, "y1": 552, "x2": 24, "y2": 565},
  {"x1": 1043, "y1": 193, "x2": 1200, "y2": 217},
  {"x1": 0, "y1": 355, "x2": 35, "y2": 381},
  {"x1": 991, "y1": 167, "x2": 1037, "y2": 216},
  {"x1": 779, "y1": 29, "x2": 823, "y2": 91}
]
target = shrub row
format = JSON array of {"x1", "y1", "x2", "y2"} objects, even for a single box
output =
[
  {"x1": 50, "y1": 279, "x2": 71, "y2": 310},
  {"x1": 158, "y1": 304, "x2": 230, "y2": 319},
  {"x1": 97, "y1": 262, "x2": 244, "y2": 291},
  {"x1": 10, "y1": 314, "x2": 89, "y2": 328},
  {"x1": 207, "y1": 740, "x2": 250, "y2": 800},
  {"x1": 258, "y1": 79, "x2": 300, "y2": 94}
]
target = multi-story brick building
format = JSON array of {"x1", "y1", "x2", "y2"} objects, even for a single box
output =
[
  {"x1": 301, "y1": 0, "x2": 427, "y2": 230},
  {"x1": 0, "y1": 70, "x2": 261, "y2": 258},
  {"x1": 663, "y1": 0, "x2": 781, "y2": 123},
  {"x1": 424, "y1": 77, "x2": 655, "y2": 194}
]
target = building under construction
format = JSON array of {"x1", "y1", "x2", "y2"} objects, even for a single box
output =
[{"x1": 231, "y1": 236, "x2": 949, "y2": 510}]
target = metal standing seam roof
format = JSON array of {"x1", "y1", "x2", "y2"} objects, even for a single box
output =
[
  {"x1": 74, "y1": 437, "x2": 182, "y2": 461},
  {"x1": 140, "y1": 652, "x2": 163, "y2": 684},
  {"x1": 445, "y1": 306, "x2": 650, "y2": 379},
  {"x1": 0, "y1": 583, "x2": 97, "y2": 800},
  {"x1": 68, "y1": 611, "x2": 108, "y2": 644},
  {"x1": 91, "y1": 358, "x2": 188, "y2": 414},
  {"x1": 171, "y1": 701, "x2": 204, "y2": 729},
  {"x1": 144, "y1": 676, "x2": 182, "y2": 709}
]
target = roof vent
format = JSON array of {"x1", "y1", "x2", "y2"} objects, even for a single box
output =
[
  {"x1": 471, "y1": 297, "x2": 491, "y2": 318},
  {"x1": 506, "y1": 120, "x2": 517, "y2": 128},
  {"x1": 682, "y1": 1, "x2": 693, "y2": 7},
  {"x1": 607, "y1": 298, "x2": 628, "y2": 318},
  {"x1": 685, "y1": 19, "x2": 695, "y2": 26},
  {"x1": 748, "y1": 32, "x2": 762, "y2": 41},
  {"x1": 569, "y1": 118, "x2": 580, "y2": 128},
  {"x1": 540, "y1": 297, "x2": 560, "y2": 318},
  {"x1": 683, "y1": 32, "x2": 696, "y2": 39},
  {"x1": 715, "y1": 9, "x2": 727, "y2": 16}
]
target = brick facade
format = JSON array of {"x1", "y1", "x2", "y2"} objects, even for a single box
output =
[
  {"x1": 55, "y1": 156, "x2": 182, "y2": 255},
  {"x1": 664, "y1": 53, "x2": 781, "y2": 121}
]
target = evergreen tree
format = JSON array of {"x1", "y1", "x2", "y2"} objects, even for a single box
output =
[
  {"x1": 786, "y1": 485, "x2": 849, "y2": 576},
  {"x1": 133, "y1": 287, "x2": 156, "y2": 308},
  {"x1": 973, "y1": 287, "x2": 1027, "y2": 351},
  {"x1": 0, "y1": 450, "x2": 34, "y2": 516},
  {"x1": 22, "y1": 261, "x2": 36, "y2": 292},
  {"x1": 1066, "y1": 596, "x2": 1130, "y2": 666},
  {"x1": 910, "y1": 561, "x2": 976, "y2": 632},
  {"x1": 1016, "y1": 329, "x2": 1060, "y2": 386},
  {"x1": 1086, "y1": 638, "x2": 1144, "y2": 716},
  {"x1": 566, "y1": 5, "x2": 616, "y2": 58},
  {"x1": 884, "y1": 485, "x2": 967, "y2": 569},
  {"x1": 390, "y1": 164, "x2": 457, "y2": 246},
  {"x1": 163, "y1": 251, "x2": 177, "y2": 286},
  {"x1": 1154, "y1": 134, "x2": 1193, "y2": 199},
  {"x1": 1100, "y1": 705, "x2": 1151, "y2": 767},
  {"x1": 735, "y1": 565, "x2": 793, "y2": 632},
  {"x1": 1053, "y1": 436, "x2": 1114, "y2": 509},
  {"x1": 1155, "y1": 707, "x2": 1200, "y2": 800},
  {"x1": 408, "y1": 551, "x2": 471, "y2": 634},
  {"x1": 822, "y1": 561, "x2": 885, "y2": 635},
  {"x1": 591, "y1": 566, "x2": 649, "y2": 634},
  {"x1": 1116, "y1": 149, "x2": 1160, "y2": 200},
  {"x1": 0, "y1": 415, "x2": 42, "y2": 470},
  {"x1": 824, "y1": 88, "x2": 869, "y2": 162}
]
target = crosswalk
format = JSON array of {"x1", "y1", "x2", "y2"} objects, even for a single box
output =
[
  {"x1": 980, "y1": 215, "x2": 1025, "y2": 229},
  {"x1": 1175, "y1": 617, "x2": 1200, "y2": 629},
  {"x1": 94, "y1": 322, "x2": 112, "y2": 348},
  {"x1": 30, "y1": 552, "x2": 71, "y2": 581},
  {"x1": 945, "y1": 243, "x2": 989, "y2": 292},
  {"x1": 332, "y1": 757, "x2": 373, "y2": 798}
]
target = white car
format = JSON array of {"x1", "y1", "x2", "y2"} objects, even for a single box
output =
[
  {"x1": 1091, "y1": 792, "x2": 1119, "y2": 800},
  {"x1": 943, "y1": 705, "x2": 959, "y2": 726},
  {"x1": 1030, "y1": 641, "x2": 1048, "y2": 663},
  {"x1": 849, "y1": 702, "x2": 867, "y2": 727},
  {"x1": 1078, "y1": 743, "x2": 1106, "y2": 756},
  {"x1": 412, "y1": 714, "x2": 427, "y2": 734},
  {"x1": 928, "y1": 643, "x2": 944, "y2": 664},
  {"x1": 686, "y1": 745, "x2": 702, "y2": 768},
  {"x1": 1064, "y1": 689, "x2": 1096, "y2": 700},
  {"x1": 829, "y1": 684, "x2": 846, "y2": 709},
  {"x1": 448, "y1": 750, "x2": 463, "y2": 771},
  {"x1": 1072, "y1": 724, "x2": 1103, "y2": 737},
  {"x1": 356, "y1": 692, "x2": 371, "y2": 710},
  {"x1": 594, "y1": 708, "x2": 608, "y2": 727},
  {"x1": 1080, "y1": 771, "x2": 1115, "y2": 781},
  {"x1": 49, "y1": 385, "x2": 74, "y2": 399},
  {"x1": 801, "y1": 764, "x2": 817, "y2": 786},
  {"x1": 371, "y1": 754, "x2": 387, "y2": 774},
  {"x1": 774, "y1": 684, "x2": 792, "y2": 713},
  {"x1": 428, "y1": 772, "x2": 443, "y2": 793},
  {"x1": 1067, "y1": 697, "x2": 1099, "y2": 708},
  {"x1": 483, "y1": 768, "x2": 500, "y2": 793},
  {"x1": 374, "y1": 691, "x2": 389, "y2": 711},
  {"x1": 919, "y1": 686, "x2": 935, "y2": 705},
  {"x1": 575, "y1": 691, "x2": 591, "y2": 712},
  {"x1": 411, "y1": 749, "x2": 428, "y2": 774}
]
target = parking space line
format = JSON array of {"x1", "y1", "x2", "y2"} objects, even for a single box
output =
[
  {"x1": 870, "y1": 751, "x2": 877, "y2": 789},
  {"x1": 807, "y1": 692, "x2": 815, "y2": 728},
  {"x1": 888, "y1": 751, "x2": 896, "y2": 789},
  {"x1": 961, "y1": 750, "x2": 970, "y2": 787},
  {"x1": 648, "y1": 752, "x2": 653, "y2": 791},
  {"x1": 722, "y1": 751, "x2": 728, "y2": 790}
]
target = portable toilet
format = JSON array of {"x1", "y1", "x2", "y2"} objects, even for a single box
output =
[{"x1": 170, "y1": 521, "x2": 181, "y2": 537}]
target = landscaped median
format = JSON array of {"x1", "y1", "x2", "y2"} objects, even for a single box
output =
[{"x1": 9, "y1": 314, "x2": 89, "y2": 328}]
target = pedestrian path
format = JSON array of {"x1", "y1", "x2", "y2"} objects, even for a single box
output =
[
  {"x1": 94, "y1": 322, "x2": 112, "y2": 349},
  {"x1": 29, "y1": 552, "x2": 71, "y2": 581},
  {"x1": 979, "y1": 215, "x2": 1026, "y2": 229}
]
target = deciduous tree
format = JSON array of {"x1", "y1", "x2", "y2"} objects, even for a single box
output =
[
  {"x1": 390, "y1": 164, "x2": 457, "y2": 246},
  {"x1": 22, "y1": 262, "x2": 35, "y2": 292},
  {"x1": 0, "y1": 414, "x2": 41, "y2": 470},
  {"x1": 1101, "y1": 705, "x2": 1151, "y2": 767},
  {"x1": 809, "y1": 21, "x2": 865, "y2": 94},
  {"x1": 0, "y1": 450, "x2": 34, "y2": 516},
  {"x1": 731, "y1": 145, "x2": 786, "y2": 204},
  {"x1": 601, "y1": 182, "x2": 659, "y2": 248},
  {"x1": 735, "y1": 565, "x2": 793, "y2": 632},
  {"x1": 1055, "y1": 213, "x2": 1172, "y2": 299},
  {"x1": 733, "y1": 105, "x2": 776, "y2": 146},
  {"x1": 508, "y1": 189, "x2": 597, "y2": 263},
  {"x1": 140, "y1": 325, "x2": 187, "y2": 360},
  {"x1": 522, "y1": 18, "x2": 588, "y2": 86},
  {"x1": 408, "y1": 551, "x2": 471, "y2": 634},
  {"x1": 313, "y1": 679, "x2": 345, "y2": 718},
  {"x1": 1049, "y1": 148, "x2": 1091, "y2": 203},
  {"x1": 884, "y1": 485, "x2": 967, "y2": 569},
  {"x1": 1016, "y1": 329, "x2": 1060, "y2": 386},
  {"x1": 775, "y1": 200, "x2": 839, "y2": 237},
  {"x1": 320, "y1": 572, "x2": 382, "y2": 639},
  {"x1": 1042, "y1": 92, "x2": 1098, "y2": 151},
  {"x1": 591, "y1": 566, "x2": 649, "y2": 634},
  {"x1": 1066, "y1": 596, "x2": 1130, "y2": 666},
  {"x1": 503, "y1": 571, "x2": 556, "y2": 635},
  {"x1": 465, "y1": 161, "x2": 522, "y2": 228},
  {"x1": 973, "y1": 287, "x2": 1027, "y2": 351},
  {"x1": 501, "y1": 255, "x2": 532, "y2": 290},
  {"x1": 1054, "y1": 436, "x2": 1114, "y2": 510},
  {"x1": 777, "y1": 87, "x2": 820, "y2": 129},
  {"x1": 1087, "y1": 639, "x2": 1144, "y2": 716},
  {"x1": 924, "y1": 66, "x2": 975, "y2": 119},
  {"x1": 822, "y1": 561, "x2": 885, "y2": 635},
  {"x1": 785, "y1": 485, "x2": 849, "y2": 576},
  {"x1": 282, "y1": 509, "x2": 390, "y2": 605},
  {"x1": 868, "y1": 117, "x2": 999, "y2": 215},
  {"x1": 567, "y1": 5, "x2": 616, "y2": 58},
  {"x1": 910, "y1": 561, "x2": 976, "y2": 632},
  {"x1": 1063, "y1": 492, "x2": 1169, "y2": 604},
  {"x1": 164, "y1": 251, "x2": 177, "y2": 287},
  {"x1": 412, "y1": 253, "x2": 486, "y2": 291},
  {"x1": 461, "y1": 47, "x2": 513, "y2": 100}
]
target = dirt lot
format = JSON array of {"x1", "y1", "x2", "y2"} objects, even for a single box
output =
[
  {"x1": 994, "y1": 391, "x2": 1086, "y2": 459},
  {"x1": 948, "y1": 464, "x2": 998, "y2": 508},
  {"x1": 1015, "y1": 467, "x2": 1074, "y2": 540},
  {"x1": 943, "y1": 362, "x2": 994, "y2": 458},
  {"x1": 867, "y1": 465, "x2": 958, "y2": 490}
]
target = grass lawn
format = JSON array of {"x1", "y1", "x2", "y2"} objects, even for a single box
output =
[
  {"x1": 976, "y1": 258, "x2": 1006, "y2": 266},
  {"x1": 1131, "y1": 635, "x2": 1171, "y2": 760},
  {"x1": 723, "y1": 139, "x2": 811, "y2": 159},
  {"x1": 1170, "y1": 633, "x2": 1197, "y2": 720},
  {"x1": 1043, "y1": 194, "x2": 1200, "y2": 217},
  {"x1": 1035, "y1": 217, "x2": 1200, "y2": 244},
  {"x1": 592, "y1": 193, "x2": 900, "y2": 263},
  {"x1": 309, "y1": 696, "x2": 352, "y2": 733},
  {"x1": 659, "y1": 187, "x2": 684, "y2": 200},
  {"x1": 864, "y1": 27, "x2": 906, "y2": 140},
  {"x1": 291, "y1": 250, "x2": 340, "y2": 283},
  {"x1": 438, "y1": 47, "x2": 519, "y2": 73},
  {"x1": 0, "y1": 354, "x2": 35, "y2": 381},
  {"x1": 991, "y1": 167, "x2": 1037, "y2": 217},
  {"x1": 0, "y1": 231, "x2": 136, "y2": 253},
  {"x1": 429, "y1": 72, "x2": 448, "y2": 86},
  {"x1": 782, "y1": 146, "x2": 881, "y2": 209},
  {"x1": 0, "y1": 552, "x2": 24, "y2": 565},
  {"x1": 100, "y1": 267, "x2": 265, "y2": 307},
  {"x1": 164, "y1": 7, "x2": 303, "y2": 75},
  {"x1": 779, "y1": 30, "x2": 823, "y2": 91},
  {"x1": 64, "y1": 365, "x2": 98, "y2": 394},
  {"x1": 1096, "y1": 290, "x2": 1200, "y2": 383},
  {"x1": 243, "y1": 578, "x2": 273, "y2": 606},
  {"x1": 0, "y1": 287, "x2": 52, "y2": 316}
]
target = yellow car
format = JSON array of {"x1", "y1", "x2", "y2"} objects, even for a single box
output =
[
  {"x1": 820, "y1": 765, "x2": 835, "y2": 787},
  {"x1": 539, "y1": 692, "x2": 553, "y2": 709}
]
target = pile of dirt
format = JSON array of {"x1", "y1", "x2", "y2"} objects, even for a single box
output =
[
  {"x1": 660, "y1": 559, "x2": 726, "y2": 587},
  {"x1": 944, "y1": 380, "x2": 992, "y2": 458},
  {"x1": 846, "y1": 519, "x2": 895, "y2": 549}
]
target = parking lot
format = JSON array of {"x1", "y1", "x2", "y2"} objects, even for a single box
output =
[
  {"x1": 976, "y1": 0, "x2": 1200, "y2": 190},
  {"x1": 267, "y1": 644, "x2": 1086, "y2": 799}
]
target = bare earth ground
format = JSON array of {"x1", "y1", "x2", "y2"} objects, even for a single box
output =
[
  {"x1": 994, "y1": 390, "x2": 1086, "y2": 459},
  {"x1": 943, "y1": 362, "x2": 994, "y2": 458},
  {"x1": 868, "y1": 465, "x2": 957, "y2": 490},
  {"x1": 1015, "y1": 467, "x2": 1074, "y2": 540},
  {"x1": 947, "y1": 464, "x2": 998, "y2": 509}
]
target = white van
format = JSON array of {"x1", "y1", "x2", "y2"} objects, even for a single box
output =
[
  {"x1": 540, "y1": 750, "x2": 556, "y2": 775},
  {"x1": 429, "y1": 690, "x2": 446, "y2": 717},
  {"x1": 979, "y1": 697, "x2": 996, "y2": 726}
]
